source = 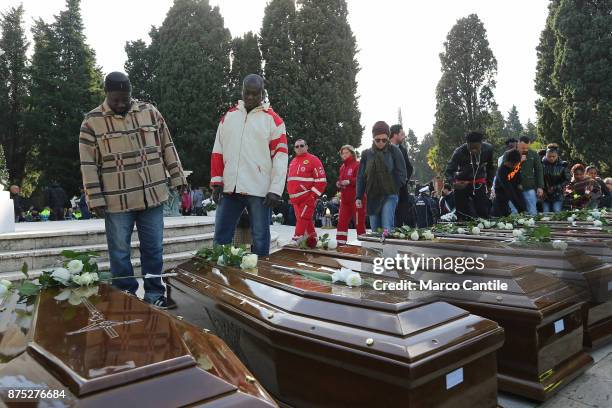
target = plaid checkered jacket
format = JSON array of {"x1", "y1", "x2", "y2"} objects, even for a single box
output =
[{"x1": 79, "y1": 100, "x2": 187, "y2": 213}]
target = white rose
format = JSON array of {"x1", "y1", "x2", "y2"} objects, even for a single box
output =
[
  {"x1": 497, "y1": 222, "x2": 506, "y2": 229},
  {"x1": 76, "y1": 272, "x2": 96, "y2": 286},
  {"x1": 230, "y1": 247, "x2": 241, "y2": 256},
  {"x1": 586, "y1": 216, "x2": 594, "y2": 222},
  {"x1": 66, "y1": 259, "x2": 84, "y2": 275},
  {"x1": 327, "y1": 239, "x2": 338, "y2": 250},
  {"x1": 316, "y1": 240, "x2": 324, "y2": 248},
  {"x1": 423, "y1": 231, "x2": 435, "y2": 240},
  {"x1": 0, "y1": 279, "x2": 12, "y2": 289},
  {"x1": 240, "y1": 254, "x2": 258, "y2": 269},
  {"x1": 541, "y1": 216, "x2": 551, "y2": 221},
  {"x1": 51, "y1": 268, "x2": 71, "y2": 284},
  {"x1": 512, "y1": 229, "x2": 524, "y2": 237},
  {"x1": 471, "y1": 227, "x2": 481, "y2": 235},
  {"x1": 591, "y1": 211, "x2": 601, "y2": 219},
  {"x1": 217, "y1": 255, "x2": 225, "y2": 266},
  {"x1": 345, "y1": 272, "x2": 362, "y2": 287},
  {"x1": 517, "y1": 218, "x2": 525, "y2": 224},
  {"x1": 331, "y1": 267, "x2": 352, "y2": 283},
  {"x1": 410, "y1": 231, "x2": 420, "y2": 240},
  {"x1": 456, "y1": 228, "x2": 466, "y2": 234},
  {"x1": 552, "y1": 240, "x2": 568, "y2": 251},
  {"x1": 483, "y1": 220, "x2": 492, "y2": 228},
  {"x1": 399, "y1": 233, "x2": 406, "y2": 239},
  {"x1": 567, "y1": 216, "x2": 575, "y2": 222},
  {"x1": 0, "y1": 285, "x2": 7, "y2": 296},
  {"x1": 477, "y1": 223, "x2": 484, "y2": 229},
  {"x1": 594, "y1": 220, "x2": 603, "y2": 227},
  {"x1": 526, "y1": 219, "x2": 535, "y2": 227}
]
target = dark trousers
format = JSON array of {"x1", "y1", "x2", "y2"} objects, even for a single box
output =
[
  {"x1": 50, "y1": 207, "x2": 65, "y2": 221},
  {"x1": 395, "y1": 186, "x2": 416, "y2": 227},
  {"x1": 454, "y1": 184, "x2": 490, "y2": 221}
]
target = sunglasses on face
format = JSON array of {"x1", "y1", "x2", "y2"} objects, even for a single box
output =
[
  {"x1": 294, "y1": 144, "x2": 305, "y2": 148},
  {"x1": 374, "y1": 138, "x2": 388, "y2": 143}
]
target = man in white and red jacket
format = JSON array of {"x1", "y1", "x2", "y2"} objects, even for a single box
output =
[
  {"x1": 210, "y1": 74, "x2": 288, "y2": 256},
  {"x1": 336, "y1": 145, "x2": 366, "y2": 245},
  {"x1": 287, "y1": 139, "x2": 327, "y2": 248}
]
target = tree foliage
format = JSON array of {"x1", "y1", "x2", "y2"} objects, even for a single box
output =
[
  {"x1": 0, "y1": 5, "x2": 30, "y2": 184},
  {"x1": 432, "y1": 14, "x2": 497, "y2": 169},
  {"x1": 229, "y1": 31, "x2": 262, "y2": 104},
  {"x1": 28, "y1": 0, "x2": 103, "y2": 195}
]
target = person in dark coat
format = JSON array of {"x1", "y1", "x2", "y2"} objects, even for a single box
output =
[
  {"x1": 356, "y1": 121, "x2": 407, "y2": 231},
  {"x1": 492, "y1": 149, "x2": 526, "y2": 216},
  {"x1": 44, "y1": 182, "x2": 68, "y2": 221},
  {"x1": 10, "y1": 185, "x2": 24, "y2": 223},
  {"x1": 444, "y1": 131, "x2": 494, "y2": 220},
  {"x1": 439, "y1": 184, "x2": 456, "y2": 216},
  {"x1": 389, "y1": 124, "x2": 415, "y2": 227}
]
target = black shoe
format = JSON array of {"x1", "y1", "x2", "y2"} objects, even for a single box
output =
[{"x1": 150, "y1": 296, "x2": 177, "y2": 310}]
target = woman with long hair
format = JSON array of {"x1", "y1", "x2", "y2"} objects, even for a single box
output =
[
  {"x1": 335, "y1": 145, "x2": 366, "y2": 245},
  {"x1": 356, "y1": 121, "x2": 407, "y2": 232},
  {"x1": 541, "y1": 143, "x2": 570, "y2": 213}
]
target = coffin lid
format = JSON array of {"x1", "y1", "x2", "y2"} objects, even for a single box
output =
[
  {"x1": 0, "y1": 285, "x2": 275, "y2": 406},
  {"x1": 172, "y1": 256, "x2": 502, "y2": 363}
]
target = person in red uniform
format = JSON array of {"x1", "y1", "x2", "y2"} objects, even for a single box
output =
[
  {"x1": 287, "y1": 139, "x2": 327, "y2": 247},
  {"x1": 335, "y1": 145, "x2": 366, "y2": 245}
]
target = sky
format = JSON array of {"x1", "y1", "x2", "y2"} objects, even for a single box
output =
[{"x1": 6, "y1": 0, "x2": 550, "y2": 147}]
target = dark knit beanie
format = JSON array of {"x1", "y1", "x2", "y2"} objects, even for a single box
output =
[
  {"x1": 372, "y1": 121, "x2": 390, "y2": 137},
  {"x1": 104, "y1": 71, "x2": 131, "y2": 92}
]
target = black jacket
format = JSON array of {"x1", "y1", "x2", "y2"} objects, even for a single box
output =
[
  {"x1": 44, "y1": 184, "x2": 68, "y2": 209},
  {"x1": 542, "y1": 158, "x2": 570, "y2": 202},
  {"x1": 444, "y1": 143, "x2": 495, "y2": 187},
  {"x1": 397, "y1": 144, "x2": 413, "y2": 182},
  {"x1": 439, "y1": 192, "x2": 455, "y2": 215}
]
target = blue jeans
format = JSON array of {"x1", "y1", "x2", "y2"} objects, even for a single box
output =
[
  {"x1": 214, "y1": 194, "x2": 272, "y2": 256},
  {"x1": 542, "y1": 200, "x2": 562, "y2": 213},
  {"x1": 369, "y1": 194, "x2": 399, "y2": 232},
  {"x1": 510, "y1": 189, "x2": 538, "y2": 215},
  {"x1": 105, "y1": 205, "x2": 165, "y2": 303}
]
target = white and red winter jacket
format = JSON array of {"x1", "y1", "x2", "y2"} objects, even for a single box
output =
[
  {"x1": 210, "y1": 101, "x2": 288, "y2": 197},
  {"x1": 287, "y1": 152, "x2": 327, "y2": 204}
]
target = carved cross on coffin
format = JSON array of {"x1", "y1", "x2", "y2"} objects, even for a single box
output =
[{"x1": 66, "y1": 297, "x2": 142, "y2": 339}]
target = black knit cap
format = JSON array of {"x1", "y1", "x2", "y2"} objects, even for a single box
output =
[
  {"x1": 372, "y1": 121, "x2": 390, "y2": 136},
  {"x1": 104, "y1": 71, "x2": 131, "y2": 92}
]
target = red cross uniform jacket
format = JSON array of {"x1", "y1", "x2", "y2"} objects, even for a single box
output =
[
  {"x1": 287, "y1": 153, "x2": 327, "y2": 204},
  {"x1": 338, "y1": 156, "x2": 360, "y2": 202}
]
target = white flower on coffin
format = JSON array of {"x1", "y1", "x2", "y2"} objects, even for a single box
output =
[
  {"x1": 505, "y1": 223, "x2": 514, "y2": 230},
  {"x1": 327, "y1": 239, "x2": 338, "y2": 250},
  {"x1": 345, "y1": 272, "x2": 362, "y2": 287},
  {"x1": 217, "y1": 255, "x2": 225, "y2": 266},
  {"x1": 399, "y1": 233, "x2": 406, "y2": 239},
  {"x1": 54, "y1": 289, "x2": 72, "y2": 302},
  {"x1": 483, "y1": 220, "x2": 492, "y2": 228},
  {"x1": 593, "y1": 220, "x2": 603, "y2": 227},
  {"x1": 67, "y1": 259, "x2": 84, "y2": 275},
  {"x1": 477, "y1": 223, "x2": 484, "y2": 229},
  {"x1": 526, "y1": 219, "x2": 536, "y2": 227},
  {"x1": 440, "y1": 212, "x2": 457, "y2": 222},
  {"x1": 0, "y1": 285, "x2": 7, "y2": 297},
  {"x1": 230, "y1": 247, "x2": 242, "y2": 256},
  {"x1": 567, "y1": 216, "x2": 575, "y2": 222},
  {"x1": 0, "y1": 279, "x2": 12, "y2": 290},
  {"x1": 471, "y1": 227, "x2": 481, "y2": 235},
  {"x1": 496, "y1": 222, "x2": 506, "y2": 229},
  {"x1": 72, "y1": 272, "x2": 98, "y2": 286},
  {"x1": 541, "y1": 216, "x2": 551, "y2": 221},
  {"x1": 586, "y1": 216, "x2": 594, "y2": 222},
  {"x1": 410, "y1": 231, "x2": 420, "y2": 240},
  {"x1": 552, "y1": 240, "x2": 568, "y2": 251},
  {"x1": 65, "y1": 286, "x2": 100, "y2": 305},
  {"x1": 517, "y1": 218, "x2": 526, "y2": 225},
  {"x1": 456, "y1": 228, "x2": 466, "y2": 234},
  {"x1": 51, "y1": 268, "x2": 71, "y2": 285},
  {"x1": 316, "y1": 240, "x2": 324, "y2": 249},
  {"x1": 422, "y1": 230, "x2": 435, "y2": 240},
  {"x1": 512, "y1": 229, "x2": 524, "y2": 237},
  {"x1": 332, "y1": 267, "x2": 352, "y2": 283},
  {"x1": 591, "y1": 211, "x2": 601, "y2": 220},
  {"x1": 240, "y1": 254, "x2": 258, "y2": 269}
]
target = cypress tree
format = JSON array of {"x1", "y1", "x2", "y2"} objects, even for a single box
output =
[
  {"x1": 293, "y1": 0, "x2": 362, "y2": 191},
  {"x1": 28, "y1": 0, "x2": 103, "y2": 195},
  {"x1": 0, "y1": 5, "x2": 30, "y2": 184},
  {"x1": 432, "y1": 14, "x2": 497, "y2": 167},
  {"x1": 229, "y1": 31, "x2": 262, "y2": 104},
  {"x1": 504, "y1": 105, "x2": 523, "y2": 139}
]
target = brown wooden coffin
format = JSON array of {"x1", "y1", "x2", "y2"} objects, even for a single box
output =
[
  {"x1": 402, "y1": 232, "x2": 612, "y2": 348},
  {"x1": 269, "y1": 247, "x2": 593, "y2": 401},
  {"x1": 0, "y1": 284, "x2": 276, "y2": 407},
  {"x1": 166, "y1": 257, "x2": 505, "y2": 408}
]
